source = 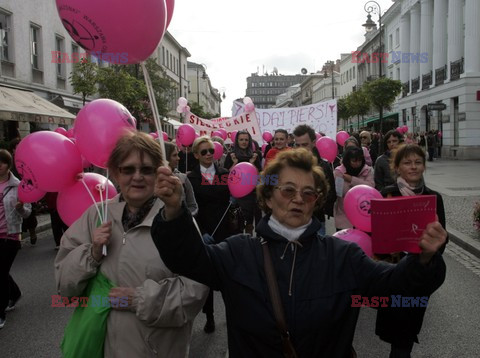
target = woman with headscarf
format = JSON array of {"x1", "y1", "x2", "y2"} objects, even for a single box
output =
[
  {"x1": 334, "y1": 146, "x2": 375, "y2": 231},
  {"x1": 224, "y1": 130, "x2": 262, "y2": 234}
]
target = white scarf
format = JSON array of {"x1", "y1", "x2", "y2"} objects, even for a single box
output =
[{"x1": 268, "y1": 215, "x2": 312, "y2": 242}]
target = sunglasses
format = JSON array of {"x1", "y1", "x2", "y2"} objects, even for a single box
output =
[
  {"x1": 274, "y1": 185, "x2": 320, "y2": 203},
  {"x1": 200, "y1": 148, "x2": 214, "y2": 156},
  {"x1": 118, "y1": 166, "x2": 156, "y2": 176}
]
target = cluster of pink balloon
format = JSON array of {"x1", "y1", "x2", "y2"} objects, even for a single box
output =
[
  {"x1": 55, "y1": 0, "x2": 175, "y2": 65},
  {"x1": 396, "y1": 125, "x2": 409, "y2": 134},
  {"x1": 149, "y1": 131, "x2": 169, "y2": 141},
  {"x1": 243, "y1": 97, "x2": 255, "y2": 112},
  {"x1": 333, "y1": 185, "x2": 382, "y2": 257},
  {"x1": 15, "y1": 99, "x2": 135, "y2": 225}
]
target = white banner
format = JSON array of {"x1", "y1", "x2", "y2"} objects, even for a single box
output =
[
  {"x1": 184, "y1": 111, "x2": 262, "y2": 144},
  {"x1": 232, "y1": 99, "x2": 338, "y2": 140}
]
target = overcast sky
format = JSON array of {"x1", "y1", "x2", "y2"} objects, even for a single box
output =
[{"x1": 167, "y1": 0, "x2": 394, "y2": 116}]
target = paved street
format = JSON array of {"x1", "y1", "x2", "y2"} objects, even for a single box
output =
[{"x1": 1, "y1": 158, "x2": 480, "y2": 357}]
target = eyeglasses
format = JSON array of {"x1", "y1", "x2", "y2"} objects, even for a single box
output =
[
  {"x1": 274, "y1": 185, "x2": 320, "y2": 203},
  {"x1": 118, "y1": 166, "x2": 156, "y2": 176},
  {"x1": 200, "y1": 148, "x2": 214, "y2": 156}
]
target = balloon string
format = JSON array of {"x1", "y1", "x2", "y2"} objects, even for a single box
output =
[
  {"x1": 141, "y1": 61, "x2": 167, "y2": 165},
  {"x1": 211, "y1": 201, "x2": 232, "y2": 237},
  {"x1": 80, "y1": 178, "x2": 104, "y2": 223},
  {"x1": 98, "y1": 184, "x2": 104, "y2": 220},
  {"x1": 101, "y1": 171, "x2": 110, "y2": 257}
]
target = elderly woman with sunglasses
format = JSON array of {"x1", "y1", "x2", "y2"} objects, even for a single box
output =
[
  {"x1": 152, "y1": 148, "x2": 447, "y2": 357},
  {"x1": 187, "y1": 135, "x2": 232, "y2": 333},
  {"x1": 55, "y1": 131, "x2": 208, "y2": 357}
]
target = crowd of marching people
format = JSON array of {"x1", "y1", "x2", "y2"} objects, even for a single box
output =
[{"x1": 1, "y1": 124, "x2": 448, "y2": 358}]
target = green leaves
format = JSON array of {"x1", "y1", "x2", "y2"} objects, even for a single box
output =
[
  {"x1": 363, "y1": 77, "x2": 402, "y2": 112},
  {"x1": 69, "y1": 58, "x2": 176, "y2": 128}
]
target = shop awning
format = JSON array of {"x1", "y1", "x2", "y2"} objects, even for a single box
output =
[
  {"x1": 363, "y1": 112, "x2": 399, "y2": 124},
  {"x1": 0, "y1": 85, "x2": 76, "y2": 125}
]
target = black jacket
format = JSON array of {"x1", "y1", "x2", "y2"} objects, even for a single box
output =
[
  {"x1": 375, "y1": 182, "x2": 447, "y2": 345},
  {"x1": 151, "y1": 210, "x2": 446, "y2": 357},
  {"x1": 187, "y1": 164, "x2": 231, "y2": 242}
]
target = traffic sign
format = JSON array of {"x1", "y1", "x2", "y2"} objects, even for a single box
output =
[{"x1": 427, "y1": 103, "x2": 447, "y2": 111}]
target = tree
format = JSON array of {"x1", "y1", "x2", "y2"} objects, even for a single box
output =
[
  {"x1": 346, "y1": 88, "x2": 371, "y2": 132},
  {"x1": 96, "y1": 58, "x2": 176, "y2": 130},
  {"x1": 337, "y1": 98, "x2": 351, "y2": 129},
  {"x1": 69, "y1": 60, "x2": 98, "y2": 105},
  {"x1": 363, "y1": 77, "x2": 402, "y2": 133}
]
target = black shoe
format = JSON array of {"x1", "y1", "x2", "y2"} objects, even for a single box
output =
[
  {"x1": 30, "y1": 236, "x2": 37, "y2": 245},
  {"x1": 6, "y1": 293, "x2": 22, "y2": 312},
  {"x1": 203, "y1": 318, "x2": 215, "y2": 333}
]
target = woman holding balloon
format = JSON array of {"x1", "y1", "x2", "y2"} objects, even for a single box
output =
[
  {"x1": 152, "y1": 148, "x2": 447, "y2": 357},
  {"x1": 55, "y1": 132, "x2": 208, "y2": 356},
  {"x1": 334, "y1": 146, "x2": 375, "y2": 231},
  {"x1": 187, "y1": 136, "x2": 232, "y2": 333},
  {"x1": 375, "y1": 143, "x2": 447, "y2": 358},
  {"x1": 224, "y1": 130, "x2": 262, "y2": 234},
  {"x1": 0, "y1": 149, "x2": 32, "y2": 329}
]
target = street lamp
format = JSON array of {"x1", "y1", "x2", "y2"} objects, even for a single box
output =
[
  {"x1": 327, "y1": 60, "x2": 335, "y2": 99},
  {"x1": 196, "y1": 63, "x2": 207, "y2": 104},
  {"x1": 363, "y1": 0, "x2": 385, "y2": 139}
]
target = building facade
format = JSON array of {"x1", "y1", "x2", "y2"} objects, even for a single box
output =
[
  {"x1": 245, "y1": 73, "x2": 308, "y2": 109},
  {"x1": 0, "y1": 0, "x2": 85, "y2": 140},
  {"x1": 389, "y1": 0, "x2": 480, "y2": 159},
  {"x1": 187, "y1": 61, "x2": 221, "y2": 117}
]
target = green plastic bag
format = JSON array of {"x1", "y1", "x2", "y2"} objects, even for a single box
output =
[{"x1": 61, "y1": 271, "x2": 115, "y2": 358}]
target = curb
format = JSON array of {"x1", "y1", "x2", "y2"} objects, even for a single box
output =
[
  {"x1": 22, "y1": 221, "x2": 52, "y2": 240},
  {"x1": 447, "y1": 227, "x2": 480, "y2": 259}
]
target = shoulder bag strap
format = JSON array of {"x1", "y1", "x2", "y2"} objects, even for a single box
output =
[{"x1": 260, "y1": 238, "x2": 298, "y2": 358}]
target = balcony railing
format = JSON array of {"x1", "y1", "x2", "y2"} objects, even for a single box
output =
[
  {"x1": 450, "y1": 57, "x2": 464, "y2": 81},
  {"x1": 422, "y1": 71, "x2": 432, "y2": 90},
  {"x1": 411, "y1": 77, "x2": 420, "y2": 93},
  {"x1": 435, "y1": 65, "x2": 447, "y2": 86},
  {"x1": 402, "y1": 81, "x2": 409, "y2": 98}
]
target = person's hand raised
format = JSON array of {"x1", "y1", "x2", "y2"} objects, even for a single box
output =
[
  {"x1": 154, "y1": 166, "x2": 183, "y2": 220},
  {"x1": 418, "y1": 221, "x2": 447, "y2": 265}
]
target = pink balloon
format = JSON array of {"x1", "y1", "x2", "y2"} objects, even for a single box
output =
[
  {"x1": 230, "y1": 130, "x2": 238, "y2": 143},
  {"x1": 315, "y1": 136, "x2": 338, "y2": 163},
  {"x1": 245, "y1": 102, "x2": 255, "y2": 112},
  {"x1": 177, "y1": 97, "x2": 187, "y2": 106},
  {"x1": 228, "y1": 162, "x2": 258, "y2": 198},
  {"x1": 74, "y1": 99, "x2": 136, "y2": 168},
  {"x1": 261, "y1": 143, "x2": 268, "y2": 154},
  {"x1": 15, "y1": 131, "x2": 83, "y2": 192},
  {"x1": 66, "y1": 128, "x2": 75, "y2": 138},
  {"x1": 217, "y1": 129, "x2": 228, "y2": 141},
  {"x1": 437, "y1": 131, "x2": 442, "y2": 138},
  {"x1": 165, "y1": 0, "x2": 175, "y2": 28},
  {"x1": 402, "y1": 125, "x2": 409, "y2": 133},
  {"x1": 18, "y1": 184, "x2": 46, "y2": 203},
  {"x1": 55, "y1": 0, "x2": 167, "y2": 64},
  {"x1": 55, "y1": 127, "x2": 68, "y2": 136},
  {"x1": 262, "y1": 131, "x2": 273, "y2": 142},
  {"x1": 194, "y1": 132, "x2": 200, "y2": 139},
  {"x1": 149, "y1": 132, "x2": 159, "y2": 139},
  {"x1": 343, "y1": 185, "x2": 382, "y2": 232},
  {"x1": 213, "y1": 142, "x2": 223, "y2": 160},
  {"x1": 57, "y1": 173, "x2": 117, "y2": 226},
  {"x1": 212, "y1": 130, "x2": 223, "y2": 138},
  {"x1": 316, "y1": 132, "x2": 323, "y2": 140},
  {"x1": 162, "y1": 131, "x2": 169, "y2": 141},
  {"x1": 333, "y1": 229, "x2": 373, "y2": 257},
  {"x1": 336, "y1": 131, "x2": 350, "y2": 146},
  {"x1": 176, "y1": 124, "x2": 196, "y2": 146}
]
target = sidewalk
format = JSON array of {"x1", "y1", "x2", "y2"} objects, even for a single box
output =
[{"x1": 423, "y1": 158, "x2": 480, "y2": 258}]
